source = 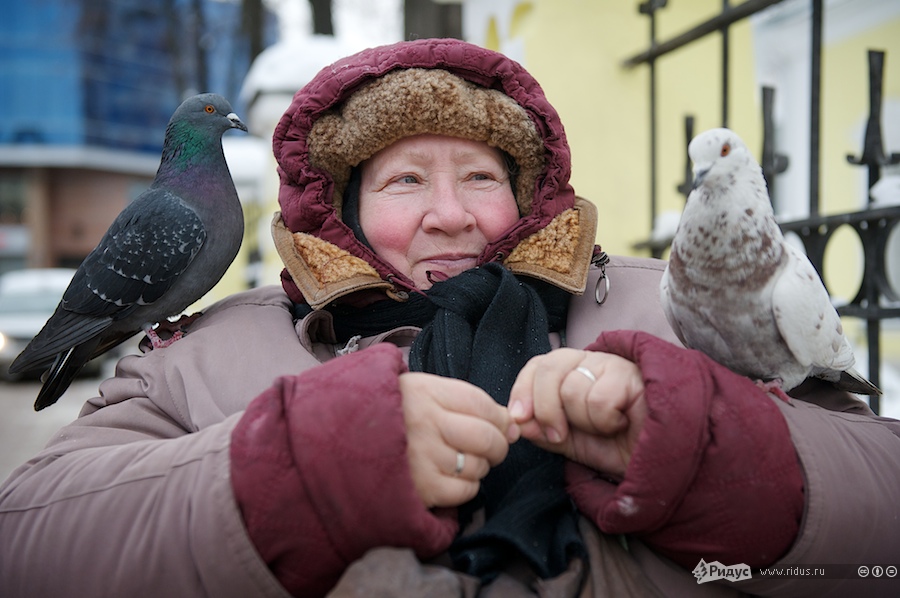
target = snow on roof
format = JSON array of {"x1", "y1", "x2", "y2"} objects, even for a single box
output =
[
  {"x1": 239, "y1": 34, "x2": 357, "y2": 104},
  {"x1": 241, "y1": 0, "x2": 402, "y2": 105}
]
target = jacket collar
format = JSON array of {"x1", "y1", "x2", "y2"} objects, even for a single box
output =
[{"x1": 272, "y1": 197, "x2": 597, "y2": 309}]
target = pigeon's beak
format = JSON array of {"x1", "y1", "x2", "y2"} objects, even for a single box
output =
[
  {"x1": 691, "y1": 166, "x2": 710, "y2": 190},
  {"x1": 227, "y1": 113, "x2": 249, "y2": 132}
]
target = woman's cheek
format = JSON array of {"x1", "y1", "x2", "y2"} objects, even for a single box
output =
[{"x1": 478, "y1": 196, "x2": 520, "y2": 241}]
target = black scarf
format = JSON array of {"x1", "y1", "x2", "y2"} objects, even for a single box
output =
[{"x1": 317, "y1": 263, "x2": 585, "y2": 582}]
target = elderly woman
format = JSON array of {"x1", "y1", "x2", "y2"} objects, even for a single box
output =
[{"x1": 1, "y1": 38, "x2": 898, "y2": 598}]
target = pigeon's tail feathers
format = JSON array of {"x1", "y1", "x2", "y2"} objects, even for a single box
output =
[
  {"x1": 33, "y1": 337, "x2": 102, "y2": 410},
  {"x1": 828, "y1": 368, "x2": 882, "y2": 396},
  {"x1": 9, "y1": 309, "x2": 112, "y2": 375},
  {"x1": 88, "y1": 328, "x2": 141, "y2": 363}
]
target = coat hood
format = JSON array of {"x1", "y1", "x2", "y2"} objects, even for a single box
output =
[{"x1": 272, "y1": 38, "x2": 597, "y2": 308}]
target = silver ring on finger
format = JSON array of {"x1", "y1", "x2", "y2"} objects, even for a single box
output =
[
  {"x1": 454, "y1": 451, "x2": 465, "y2": 476},
  {"x1": 575, "y1": 366, "x2": 597, "y2": 383}
]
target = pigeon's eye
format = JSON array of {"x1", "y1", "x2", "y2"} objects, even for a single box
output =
[
  {"x1": 204, "y1": 105, "x2": 215, "y2": 114},
  {"x1": 720, "y1": 143, "x2": 731, "y2": 157}
]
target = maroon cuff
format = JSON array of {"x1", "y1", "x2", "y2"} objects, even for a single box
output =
[
  {"x1": 567, "y1": 330, "x2": 804, "y2": 569},
  {"x1": 230, "y1": 344, "x2": 457, "y2": 596}
]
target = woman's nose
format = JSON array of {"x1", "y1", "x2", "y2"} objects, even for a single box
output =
[{"x1": 421, "y1": 183, "x2": 476, "y2": 234}]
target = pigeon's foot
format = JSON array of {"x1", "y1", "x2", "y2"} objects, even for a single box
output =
[
  {"x1": 140, "y1": 313, "x2": 202, "y2": 352},
  {"x1": 755, "y1": 378, "x2": 792, "y2": 404},
  {"x1": 147, "y1": 328, "x2": 184, "y2": 349}
]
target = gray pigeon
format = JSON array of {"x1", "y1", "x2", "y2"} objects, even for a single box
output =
[
  {"x1": 660, "y1": 127, "x2": 880, "y2": 396},
  {"x1": 10, "y1": 93, "x2": 247, "y2": 410}
]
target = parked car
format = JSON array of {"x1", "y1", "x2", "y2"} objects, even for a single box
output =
[{"x1": 0, "y1": 268, "x2": 104, "y2": 381}]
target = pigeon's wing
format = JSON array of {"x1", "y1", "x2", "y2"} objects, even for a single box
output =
[
  {"x1": 64, "y1": 188, "x2": 207, "y2": 318},
  {"x1": 9, "y1": 189, "x2": 206, "y2": 372},
  {"x1": 659, "y1": 267, "x2": 689, "y2": 347},
  {"x1": 771, "y1": 243, "x2": 855, "y2": 371}
]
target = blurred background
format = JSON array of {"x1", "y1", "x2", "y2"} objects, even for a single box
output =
[{"x1": 1, "y1": 0, "x2": 899, "y2": 480}]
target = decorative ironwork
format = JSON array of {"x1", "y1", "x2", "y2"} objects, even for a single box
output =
[{"x1": 625, "y1": 0, "x2": 899, "y2": 413}]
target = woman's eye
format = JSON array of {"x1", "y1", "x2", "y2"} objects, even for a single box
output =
[
  {"x1": 397, "y1": 174, "x2": 419, "y2": 184},
  {"x1": 469, "y1": 171, "x2": 503, "y2": 183}
]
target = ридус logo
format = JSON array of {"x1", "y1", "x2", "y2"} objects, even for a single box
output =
[{"x1": 693, "y1": 559, "x2": 752, "y2": 584}]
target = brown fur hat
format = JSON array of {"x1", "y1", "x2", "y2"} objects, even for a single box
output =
[{"x1": 306, "y1": 68, "x2": 546, "y2": 217}]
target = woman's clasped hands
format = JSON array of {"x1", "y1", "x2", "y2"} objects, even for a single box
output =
[
  {"x1": 509, "y1": 348, "x2": 647, "y2": 480},
  {"x1": 401, "y1": 348, "x2": 647, "y2": 508}
]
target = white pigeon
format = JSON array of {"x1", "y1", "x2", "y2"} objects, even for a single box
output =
[{"x1": 660, "y1": 127, "x2": 880, "y2": 396}]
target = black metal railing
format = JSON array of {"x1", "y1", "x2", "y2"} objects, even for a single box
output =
[{"x1": 625, "y1": 0, "x2": 900, "y2": 414}]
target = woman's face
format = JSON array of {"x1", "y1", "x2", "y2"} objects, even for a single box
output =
[{"x1": 359, "y1": 134, "x2": 520, "y2": 289}]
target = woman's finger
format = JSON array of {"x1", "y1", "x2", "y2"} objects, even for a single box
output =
[
  {"x1": 436, "y1": 409, "x2": 512, "y2": 466},
  {"x1": 512, "y1": 349, "x2": 587, "y2": 443},
  {"x1": 575, "y1": 354, "x2": 644, "y2": 435},
  {"x1": 401, "y1": 372, "x2": 516, "y2": 507}
]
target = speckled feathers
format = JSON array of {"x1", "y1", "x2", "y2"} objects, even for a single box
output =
[{"x1": 660, "y1": 128, "x2": 880, "y2": 395}]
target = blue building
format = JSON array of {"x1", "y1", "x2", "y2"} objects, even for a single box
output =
[
  {"x1": 0, "y1": 0, "x2": 270, "y2": 272},
  {"x1": 1, "y1": 0, "x2": 180, "y2": 151}
]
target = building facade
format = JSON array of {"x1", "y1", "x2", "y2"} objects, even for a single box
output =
[{"x1": 0, "y1": 0, "x2": 266, "y2": 273}]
